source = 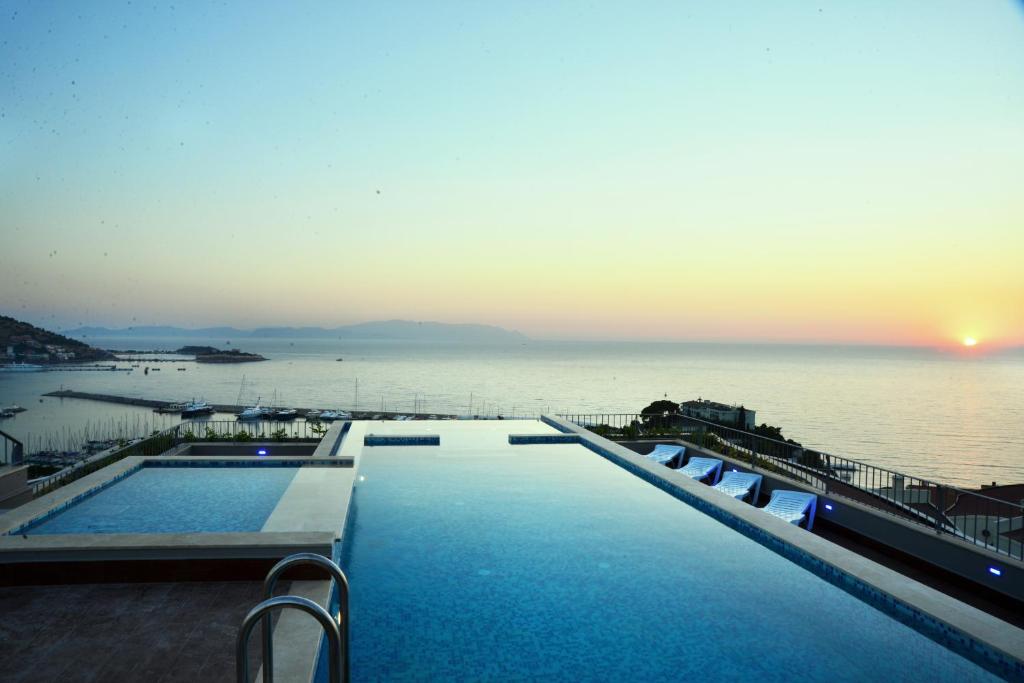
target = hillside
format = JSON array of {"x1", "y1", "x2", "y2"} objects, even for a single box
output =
[{"x1": 0, "y1": 315, "x2": 115, "y2": 363}]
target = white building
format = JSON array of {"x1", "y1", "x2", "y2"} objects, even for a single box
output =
[{"x1": 679, "y1": 399, "x2": 755, "y2": 429}]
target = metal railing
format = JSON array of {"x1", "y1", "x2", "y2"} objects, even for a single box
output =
[
  {"x1": 260, "y1": 553, "x2": 350, "y2": 683},
  {"x1": 558, "y1": 412, "x2": 1024, "y2": 561},
  {"x1": 30, "y1": 427, "x2": 178, "y2": 496},
  {"x1": 29, "y1": 420, "x2": 323, "y2": 497},
  {"x1": 1, "y1": 430, "x2": 24, "y2": 467},
  {"x1": 176, "y1": 420, "x2": 325, "y2": 442}
]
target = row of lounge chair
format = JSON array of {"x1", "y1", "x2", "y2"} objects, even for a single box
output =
[{"x1": 641, "y1": 444, "x2": 817, "y2": 530}]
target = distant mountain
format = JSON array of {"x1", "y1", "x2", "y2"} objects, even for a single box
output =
[{"x1": 66, "y1": 320, "x2": 528, "y2": 343}]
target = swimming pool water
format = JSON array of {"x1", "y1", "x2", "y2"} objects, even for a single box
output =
[
  {"x1": 23, "y1": 466, "x2": 299, "y2": 534},
  {"x1": 337, "y1": 444, "x2": 998, "y2": 682}
]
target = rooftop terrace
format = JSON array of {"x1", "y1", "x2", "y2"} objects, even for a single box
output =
[{"x1": 0, "y1": 417, "x2": 1021, "y2": 681}]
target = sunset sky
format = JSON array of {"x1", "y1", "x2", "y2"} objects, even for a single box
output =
[{"x1": 2, "y1": 2, "x2": 1022, "y2": 346}]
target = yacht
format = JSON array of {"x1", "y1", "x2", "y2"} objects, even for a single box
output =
[
  {"x1": 180, "y1": 400, "x2": 215, "y2": 418},
  {"x1": 237, "y1": 401, "x2": 268, "y2": 421},
  {"x1": 1, "y1": 405, "x2": 26, "y2": 413},
  {"x1": 318, "y1": 410, "x2": 351, "y2": 421},
  {"x1": 305, "y1": 410, "x2": 323, "y2": 421},
  {"x1": 0, "y1": 362, "x2": 44, "y2": 372},
  {"x1": 272, "y1": 408, "x2": 298, "y2": 421}
]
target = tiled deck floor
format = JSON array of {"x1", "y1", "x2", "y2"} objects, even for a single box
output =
[{"x1": 0, "y1": 581, "x2": 274, "y2": 682}]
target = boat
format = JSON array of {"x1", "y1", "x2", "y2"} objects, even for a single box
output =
[
  {"x1": 180, "y1": 400, "x2": 215, "y2": 418},
  {"x1": 237, "y1": 400, "x2": 268, "y2": 421},
  {"x1": 1, "y1": 405, "x2": 26, "y2": 413},
  {"x1": 318, "y1": 410, "x2": 351, "y2": 421},
  {"x1": 305, "y1": 410, "x2": 323, "y2": 421},
  {"x1": 155, "y1": 402, "x2": 187, "y2": 414},
  {"x1": 0, "y1": 410, "x2": 14, "y2": 419},
  {"x1": 272, "y1": 408, "x2": 298, "y2": 420},
  {"x1": 0, "y1": 362, "x2": 44, "y2": 372}
]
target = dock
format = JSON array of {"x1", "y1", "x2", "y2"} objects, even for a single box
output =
[{"x1": 43, "y1": 390, "x2": 461, "y2": 420}]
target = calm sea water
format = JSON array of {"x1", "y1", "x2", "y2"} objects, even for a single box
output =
[{"x1": 1, "y1": 337, "x2": 1021, "y2": 488}]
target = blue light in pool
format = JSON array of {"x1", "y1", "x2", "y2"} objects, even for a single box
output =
[
  {"x1": 257, "y1": 449, "x2": 267, "y2": 456},
  {"x1": 824, "y1": 503, "x2": 833, "y2": 511},
  {"x1": 988, "y1": 567, "x2": 1002, "y2": 577}
]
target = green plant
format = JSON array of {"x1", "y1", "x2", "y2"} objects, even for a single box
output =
[
  {"x1": 271, "y1": 428, "x2": 288, "y2": 442},
  {"x1": 233, "y1": 430, "x2": 253, "y2": 442},
  {"x1": 204, "y1": 427, "x2": 220, "y2": 441},
  {"x1": 309, "y1": 420, "x2": 328, "y2": 437},
  {"x1": 183, "y1": 429, "x2": 197, "y2": 443}
]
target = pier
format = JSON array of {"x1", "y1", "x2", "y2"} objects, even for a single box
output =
[{"x1": 43, "y1": 390, "x2": 460, "y2": 419}]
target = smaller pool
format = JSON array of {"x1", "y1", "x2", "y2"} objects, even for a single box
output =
[{"x1": 19, "y1": 464, "x2": 299, "y2": 535}]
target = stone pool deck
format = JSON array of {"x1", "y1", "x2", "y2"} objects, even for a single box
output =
[{"x1": 0, "y1": 580, "x2": 269, "y2": 682}]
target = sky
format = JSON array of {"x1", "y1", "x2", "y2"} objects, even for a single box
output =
[{"x1": 1, "y1": 2, "x2": 1023, "y2": 347}]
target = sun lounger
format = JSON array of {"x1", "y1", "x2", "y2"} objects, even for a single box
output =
[
  {"x1": 678, "y1": 456, "x2": 723, "y2": 484},
  {"x1": 644, "y1": 444, "x2": 685, "y2": 466},
  {"x1": 712, "y1": 471, "x2": 763, "y2": 503},
  {"x1": 762, "y1": 490, "x2": 817, "y2": 530}
]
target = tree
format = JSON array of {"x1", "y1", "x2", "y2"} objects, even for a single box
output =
[{"x1": 640, "y1": 399, "x2": 680, "y2": 432}]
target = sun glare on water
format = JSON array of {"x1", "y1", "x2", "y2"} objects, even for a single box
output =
[{"x1": 963, "y1": 337, "x2": 978, "y2": 347}]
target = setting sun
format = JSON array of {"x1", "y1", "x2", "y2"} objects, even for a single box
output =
[{"x1": 963, "y1": 337, "x2": 978, "y2": 347}]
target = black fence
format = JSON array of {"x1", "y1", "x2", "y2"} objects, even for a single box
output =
[
  {"x1": 29, "y1": 420, "x2": 323, "y2": 497},
  {"x1": 175, "y1": 420, "x2": 325, "y2": 442},
  {"x1": 558, "y1": 412, "x2": 1024, "y2": 561}
]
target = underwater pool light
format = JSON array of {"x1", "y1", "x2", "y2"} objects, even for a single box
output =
[
  {"x1": 257, "y1": 449, "x2": 267, "y2": 456},
  {"x1": 988, "y1": 567, "x2": 1002, "y2": 577}
]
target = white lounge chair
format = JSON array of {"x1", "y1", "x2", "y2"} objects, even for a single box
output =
[
  {"x1": 678, "y1": 456, "x2": 723, "y2": 484},
  {"x1": 644, "y1": 444, "x2": 685, "y2": 466},
  {"x1": 712, "y1": 471, "x2": 763, "y2": 503},
  {"x1": 762, "y1": 490, "x2": 818, "y2": 530}
]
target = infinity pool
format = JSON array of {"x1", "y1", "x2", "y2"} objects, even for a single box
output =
[
  {"x1": 21, "y1": 465, "x2": 298, "y2": 535},
  {"x1": 335, "y1": 436, "x2": 998, "y2": 681}
]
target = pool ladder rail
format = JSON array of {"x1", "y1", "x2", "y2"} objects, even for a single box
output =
[{"x1": 236, "y1": 553, "x2": 350, "y2": 683}]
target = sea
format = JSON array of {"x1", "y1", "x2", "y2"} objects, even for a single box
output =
[{"x1": 1, "y1": 337, "x2": 1022, "y2": 489}]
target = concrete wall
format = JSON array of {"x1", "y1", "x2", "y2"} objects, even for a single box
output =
[
  {"x1": 621, "y1": 438, "x2": 1024, "y2": 603},
  {"x1": 0, "y1": 466, "x2": 32, "y2": 510},
  {"x1": 176, "y1": 442, "x2": 318, "y2": 456}
]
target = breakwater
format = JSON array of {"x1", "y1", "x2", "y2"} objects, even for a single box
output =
[{"x1": 43, "y1": 390, "x2": 459, "y2": 419}]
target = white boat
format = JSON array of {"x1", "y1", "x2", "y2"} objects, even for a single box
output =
[
  {"x1": 181, "y1": 400, "x2": 215, "y2": 418},
  {"x1": 319, "y1": 410, "x2": 351, "y2": 421},
  {"x1": 1, "y1": 404, "x2": 26, "y2": 413},
  {"x1": 0, "y1": 362, "x2": 44, "y2": 372},
  {"x1": 305, "y1": 410, "x2": 323, "y2": 421},
  {"x1": 272, "y1": 408, "x2": 298, "y2": 420},
  {"x1": 237, "y1": 403, "x2": 267, "y2": 421}
]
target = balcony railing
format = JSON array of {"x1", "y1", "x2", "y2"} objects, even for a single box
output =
[
  {"x1": 29, "y1": 420, "x2": 322, "y2": 496},
  {"x1": 558, "y1": 412, "x2": 1024, "y2": 561}
]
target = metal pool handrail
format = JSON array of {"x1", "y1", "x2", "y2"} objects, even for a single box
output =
[
  {"x1": 236, "y1": 595, "x2": 343, "y2": 683},
  {"x1": 557, "y1": 412, "x2": 1024, "y2": 561},
  {"x1": 261, "y1": 553, "x2": 350, "y2": 683}
]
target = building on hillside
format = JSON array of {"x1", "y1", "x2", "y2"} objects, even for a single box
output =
[{"x1": 679, "y1": 398, "x2": 755, "y2": 429}]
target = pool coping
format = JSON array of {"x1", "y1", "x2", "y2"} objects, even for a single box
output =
[{"x1": 542, "y1": 415, "x2": 1024, "y2": 680}]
